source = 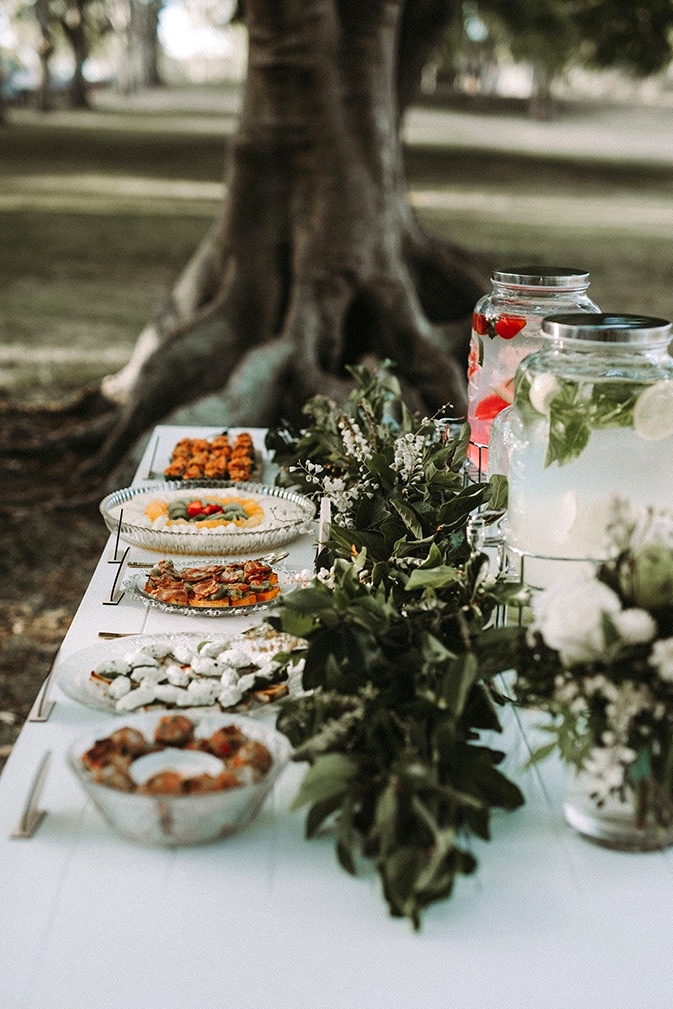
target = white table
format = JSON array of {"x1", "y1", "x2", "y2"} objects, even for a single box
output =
[{"x1": 2, "y1": 427, "x2": 673, "y2": 1009}]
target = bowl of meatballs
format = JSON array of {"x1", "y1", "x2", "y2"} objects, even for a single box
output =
[{"x1": 67, "y1": 711, "x2": 292, "y2": 847}]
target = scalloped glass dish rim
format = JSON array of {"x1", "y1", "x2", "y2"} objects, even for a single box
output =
[{"x1": 99, "y1": 479, "x2": 316, "y2": 554}]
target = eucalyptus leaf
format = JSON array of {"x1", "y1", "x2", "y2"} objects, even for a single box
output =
[
  {"x1": 438, "y1": 484, "x2": 489, "y2": 529},
  {"x1": 439, "y1": 652, "x2": 479, "y2": 718},
  {"x1": 291, "y1": 753, "x2": 358, "y2": 811},
  {"x1": 390, "y1": 499, "x2": 423, "y2": 539},
  {"x1": 372, "y1": 782, "x2": 399, "y2": 855},
  {"x1": 305, "y1": 793, "x2": 344, "y2": 838},
  {"x1": 526, "y1": 740, "x2": 558, "y2": 765},
  {"x1": 336, "y1": 794, "x2": 358, "y2": 875},
  {"x1": 487, "y1": 473, "x2": 508, "y2": 511},
  {"x1": 405, "y1": 566, "x2": 461, "y2": 592}
]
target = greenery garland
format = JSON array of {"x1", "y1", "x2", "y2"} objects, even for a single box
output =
[{"x1": 265, "y1": 363, "x2": 524, "y2": 928}]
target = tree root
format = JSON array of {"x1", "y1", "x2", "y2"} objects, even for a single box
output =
[
  {"x1": 0, "y1": 412, "x2": 118, "y2": 460},
  {"x1": 6, "y1": 0, "x2": 490, "y2": 484}
]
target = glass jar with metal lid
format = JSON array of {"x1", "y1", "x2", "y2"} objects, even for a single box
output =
[
  {"x1": 467, "y1": 267, "x2": 600, "y2": 475},
  {"x1": 505, "y1": 312, "x2": 673, "y2": 588}
]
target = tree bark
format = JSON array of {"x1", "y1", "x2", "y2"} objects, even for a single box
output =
[
  {"x1": 62, "y1": 0, "x2": 91, "y2": 109},
  {"x1": 41, "y1": 0, "x2": 490, "y2": 476},
  {"x1": 35, "y1": 0, "x2": 55, "y2": 112}
]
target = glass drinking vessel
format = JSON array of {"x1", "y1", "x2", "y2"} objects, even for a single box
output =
[
  {"x1": 467, "y1": 267, "x2": 600, "y2": 477},
  {"x1": 506, "y1": 313, "x2": 673, "y2": 588}
]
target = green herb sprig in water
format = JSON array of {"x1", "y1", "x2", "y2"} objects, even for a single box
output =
[{"x1": 518, "y1": 372, "x2": 646, "y2": 468}]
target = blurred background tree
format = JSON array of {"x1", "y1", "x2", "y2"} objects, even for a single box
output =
[
  {"x1": 4, "y1": 0, "x2": 673, "y2": 116},
  {"x1": 429, "y1": 0, "x2": 673, "y2": 119}
]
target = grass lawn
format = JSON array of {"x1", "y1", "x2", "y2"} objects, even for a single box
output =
[{"x1": 2, "y1": 88, "x2": 673, "y2": 395}]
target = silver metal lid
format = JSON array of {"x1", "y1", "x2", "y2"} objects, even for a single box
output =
[
  {"x1": 541, "y1": 313, "x2": 672, "y2": 344},
  {"x1": 492, "y1": 267, "x2": 590, "y2": 288}
]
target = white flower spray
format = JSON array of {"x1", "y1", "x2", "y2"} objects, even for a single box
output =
[{"x1": 391, "y1": 432, "x2": 427, "y2": 487}]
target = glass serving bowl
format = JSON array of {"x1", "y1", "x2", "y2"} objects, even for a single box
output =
[
  {"x1": 99, "y1": 480, "x2": 316, "y2": 555},
  {"x1": 67, "y1": 711, "x2": 292, "y2": 847}
]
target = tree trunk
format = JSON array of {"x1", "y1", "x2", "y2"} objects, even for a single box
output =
[
  {"x1": 35, "y1": 0, "x2": 55, "y2": 112},
  {"x1": 42, "y1": 0, "x2": 491, "y2": 477},
  {"x1": 529, "y1": 60, "x2": 555, "y2": 121},
  {"x1": 62, "y1": 0, "x2": 91, "y2": 109},
  {"x1": 114, "y1": 0, "x2": 164, "y2": 94},
  {"x1": 137, "y1": 0, "x2": 164, "y2": 87}
]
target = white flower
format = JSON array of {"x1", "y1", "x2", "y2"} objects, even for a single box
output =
[
  {"x1": 604, "y1": 497, "x2": 642, "y2": 555},
  {"x1": 630, "y1": 507, "x2": 673, "y2": 552},
  {"x1": 603, "y1": 680, "x2": 653, "y2": 739},
  {"x1": 582, "y1": 744, "x2": 636, "y2": 802},
  {"x1": 611, "y1": 608, "x2": 657, "y2": 645},
  {"x1": 294, "y1": 568, "x2": 315, "y2": 587},
  {"x1": 530, "y1": 575, "x2": 622, "y2": 666},
  {"x1": 316, "y1": 566, "x2": 335, "y2": 588},
  {"x1": 649, "y1": 638, "x2": 673, "y2": 682},
  {"x1": 338, "y1": 419, "x2": 372, "y2": 463},
  {"x1": 318, "y1": 474, "x2": 361, "y2": 527},
  {"x1": 392, "y1": 432, "x2": 426, "y2": 483}
]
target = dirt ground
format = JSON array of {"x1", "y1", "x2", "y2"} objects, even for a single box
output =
[{"x1": 0, "y1": 402, "x2": 113, "y2": 774}]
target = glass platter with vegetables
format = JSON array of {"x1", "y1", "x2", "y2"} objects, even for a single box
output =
[
  {"x1": 56, "y1": 626, "x2": 307, "y2": 716},
  {"x1": 100, "y1": 480, "x2": 316, "y2": 554}
]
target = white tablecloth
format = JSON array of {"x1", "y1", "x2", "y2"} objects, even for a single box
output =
[{"x1": 2, "y1": 427, "x2": 673, "y2": 1009}]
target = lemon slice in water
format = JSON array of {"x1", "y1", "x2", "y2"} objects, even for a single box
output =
[{"x1": 633, "y1": 381, "x2": 673, "y2": 441}]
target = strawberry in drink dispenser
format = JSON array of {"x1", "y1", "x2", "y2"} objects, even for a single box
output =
[{"x1": 467, "y1": 267, "x2": 600, "y2": 475}]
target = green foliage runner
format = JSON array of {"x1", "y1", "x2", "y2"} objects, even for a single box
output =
[{"x1": 266, "y1": 363, "x2": 523, "y2": 928}]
